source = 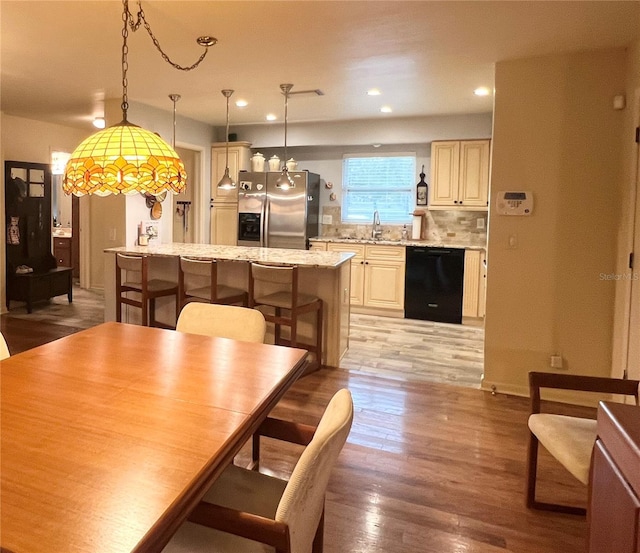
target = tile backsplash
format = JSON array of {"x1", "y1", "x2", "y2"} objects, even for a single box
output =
[{"x1": 320, "y1": 206, "x2": 487, "y2": 247}]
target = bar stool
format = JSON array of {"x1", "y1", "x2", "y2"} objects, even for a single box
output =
[
  {"x1": 178, "y1": 257, "x2": 247, "y2": 310},
  {"x1": 248, "y1": 262, "x2": 323, "y2": 366},
  {"x1": 115, "y1": 253, "x2": 179, "y2": 328}
]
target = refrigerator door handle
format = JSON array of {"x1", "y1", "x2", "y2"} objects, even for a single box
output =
[{"x1": 262, "y1": 197, "x2": 269, "y2": 248}]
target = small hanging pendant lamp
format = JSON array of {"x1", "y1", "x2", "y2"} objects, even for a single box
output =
[
  {"x1": 275, "y1": 83, "x2": 295, "y2": 190},
  {"x1": 217, "y1": 89, "x2": 236, "y2": 190}
]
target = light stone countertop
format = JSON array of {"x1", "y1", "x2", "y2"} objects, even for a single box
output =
[
  {"x1": 310, "y1": 237, "x2": 486, "y2": 251},
  {"x1": 105, "y1": 243, "x2": 354, "y2": 268}
]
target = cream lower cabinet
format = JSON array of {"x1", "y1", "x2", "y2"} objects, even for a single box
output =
[
  {"x1": 308, "y1": 241, "x2": 328, "y2": 252},
  {"x1": 463, "y1": 249, "x2": 486, "y2": 318},
  {"x1": 210, "y1": 203, "x2": 238, "y2": 246},
  {"x1": 327, "y1": 243, "x2": 405, "y2": 312}
]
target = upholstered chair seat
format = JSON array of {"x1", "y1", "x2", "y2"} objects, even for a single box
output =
[
  {"x1": 176, "y1": 302, "x2": 266, "y2": 344},
  {"x1": 0, "y1": 331, "x2": 10, "y2": 360},
  {"x1": 525, "y1": 371, "x2": 639, "y2": 515},
  {"x1": 527, "y1": 414, "x2": 597, "y2": 485},
  {"x1": 163, "y1": 389, "x2": 354, "y2": 553}
]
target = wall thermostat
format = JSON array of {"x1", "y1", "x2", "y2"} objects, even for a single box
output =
[{"x1": 496, "y1": 191, "x2": 534, "y2": 216}]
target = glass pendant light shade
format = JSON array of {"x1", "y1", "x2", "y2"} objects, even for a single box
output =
[
  {"x1": 62, "y1": 0, "x2": 214, "y2": 197},
  {"x1": 217, "y1": 89, "x2": 236, "y2": 190},
  {"x1": 62, "y1": 121, "x2": 186, "y2": 196}
]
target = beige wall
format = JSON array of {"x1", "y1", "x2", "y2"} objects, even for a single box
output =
[
  {"x1": 484, "y1": 48, "x2": 628, "y2": 396},
  {"x1": 612, "y1": 36, "x2": 640, "y2": 381},
  {"x1": 0, "y1": 114, "x2": 90, "y2": 311}
]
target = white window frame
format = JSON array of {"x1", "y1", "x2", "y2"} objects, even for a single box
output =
[{"x1": 341, "y1": 152, "x2": 415, "y2": 224}]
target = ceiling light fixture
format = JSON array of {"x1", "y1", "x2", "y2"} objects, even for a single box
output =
[
  {"x1": 275, "y1": 83, "x2": 295, "y2": 190},
  {"x1": 266, "y1": 114, "x2": 277, "y2": 121},
  {"x1": 92, "y1": 117, "x2": 106, "y2": 129},
  {"x1": 62, "y1": 0, "x2": 216, "y2": 196},
  {"x1": 217, "y1": 89, "x2": 236, "y2": 190},
  {"x1": 380, "y1": 106, "x2": 392, "y2": 113},
  {"x1": 368, "y1": 89, "x2": 381, "y2": 96},
  {"x1": 235, "y1": 99, "x2": 248, "y2": 108},
  {"x1": 474, "y1": 87, "x2": 491, "y2": 96}
]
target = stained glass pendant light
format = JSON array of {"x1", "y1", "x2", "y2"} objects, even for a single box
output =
[
  {"x1": 63, "y1": 0, "x2": 216, "y2": 196},
  {"x1": 217, "y1": 89, "x2": 236, "y2": 190},
  {"x1": 275, "y1": 83, "x2": 295, "y2": 190}
]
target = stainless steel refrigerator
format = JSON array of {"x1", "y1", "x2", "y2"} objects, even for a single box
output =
[{"x1": 237, "y1": 171, "x2": 320, "y2": 249}]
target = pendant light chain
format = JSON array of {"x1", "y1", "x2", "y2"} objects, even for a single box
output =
[
  {"x1": 122, "y1": 0, "x2": 211, "y2": 73},
  {"x1": 281, "y1": 83, "x2": 293, "y2": 169},
  {"x1": 120, "y1": 0, "x2": 214, "y2": 121},
  {"x1": 283, "y1": 89, "x2": 288, "y2": 167},
  {"x1": 121, "y1": 2, "x2": 131, "y2": 121},
  {"x1": 224, "y1": 91, "x2": 231, "y2": 169}
]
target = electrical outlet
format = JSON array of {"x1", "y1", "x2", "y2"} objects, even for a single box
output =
[
  {"x1": 550, "y1": 355, "x2": 564, "y2": 369},
  {"x1": 322, "y1": 215, "x2": 333, "y2": 225},
  {"x1": 508, "y1": 234, "x2": 518, "y2": 249},
  {"x1": 109, "y1": 228, "x2": 117, "y2": 241},
  {"x1": 477, "y1": 218, "x2": 485, "y2": 230}
]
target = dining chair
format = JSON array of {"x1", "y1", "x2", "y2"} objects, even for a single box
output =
[
  {"x1": 249, "y1": 262, "x2": 323, "y2": 367},
  {"x1": 178, "y1": 257, "x2": 248, "y2": 309},
  {"x1": 0, "y1": 331, "x2": 10, "y2": 360},
  {"x1": 176, "y1": 302, "x2": 266, "y2": 343},
  {"x1": 526, "y1": 371, "x2": 639, "y2": 515},
  {"x1": 115, "y1": 253, "x2": 179, "y2": 328},
  {"x1": 162, "y1": 388, "x2": 353, "y2": 553}
]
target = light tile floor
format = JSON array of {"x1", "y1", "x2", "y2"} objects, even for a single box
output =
[{"x1": 4, "y1": 286, "x2": 485, "y2": 388}]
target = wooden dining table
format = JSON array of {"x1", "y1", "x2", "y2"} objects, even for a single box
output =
[{"x1": 0, "y1": 322, "x2": 308, "y2": 553}]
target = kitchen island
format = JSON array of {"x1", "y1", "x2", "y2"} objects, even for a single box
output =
[{"x1": 103, "y1": 243, "x2": 354, "y2": 367}]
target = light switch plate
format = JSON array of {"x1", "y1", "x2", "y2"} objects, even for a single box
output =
[{"x1": 322, "y1": 215, "x2": 333, "y2": 225}]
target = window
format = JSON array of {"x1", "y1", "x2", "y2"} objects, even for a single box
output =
[{"x1": 342, "y1": 154, "x2": 415, "y2": 224}]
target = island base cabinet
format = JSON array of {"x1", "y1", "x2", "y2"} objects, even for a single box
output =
[{"x1": 588, "y1": 441, "x2": 640, "y2": 553}]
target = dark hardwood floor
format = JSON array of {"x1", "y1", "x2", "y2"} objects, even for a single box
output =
[{"x1": 0, "y1": 308, "x2": 590, "y2": 552}]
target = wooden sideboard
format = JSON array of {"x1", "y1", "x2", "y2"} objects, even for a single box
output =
[{"x1": 588, "y1": 402, "x2": 640, "y2": 553}]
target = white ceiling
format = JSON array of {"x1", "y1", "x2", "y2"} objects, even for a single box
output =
[{"x1": 1, "y1": 1, "x2": 638, "y2": 132}]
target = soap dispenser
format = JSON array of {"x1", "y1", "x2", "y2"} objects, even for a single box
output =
[{"x1": 401, "y1": 225, "x2": 408, "y2": 240}]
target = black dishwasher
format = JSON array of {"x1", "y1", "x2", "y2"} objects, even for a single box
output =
[{"x1": 404, "y1": 246, "x2": 465, "y2": 324}]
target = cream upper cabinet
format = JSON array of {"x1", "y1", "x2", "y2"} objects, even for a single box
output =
[
  {"x1": 430, "y1": 139, "x2": 490, "y2": 209},
  {"x1": 210, "y1": 141, "x2": 251, "y2": 203},
  {"x1": 327, "y1": 243, "x2": 405, "y2": 311}
]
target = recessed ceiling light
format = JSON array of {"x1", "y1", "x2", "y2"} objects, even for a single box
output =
[
  {"x1": 93, "y1": 117, "x2": 106, "y2": 129},
  {"x1": 266, "y1": 114, "x2": 277, "y2": 121},
  {"x1": 367, "y1": 88, "x2": 381, "y2": 96},
  {"x1": 235, "y1": 99, "x2": 248, "y2": 107},
  {"x1": 474, "y1": 87, "x2": 491, "y2": 96},
  {"x1": 380, "y1": 106, "x2": 392, "y2": 113},
  {"x1": 372, "y1": 143, "x2": 382, "y2": 148}
]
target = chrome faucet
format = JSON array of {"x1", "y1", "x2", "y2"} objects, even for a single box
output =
[{"x1": 372, "y1": 210, "x2": 382, "y2": 240}]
